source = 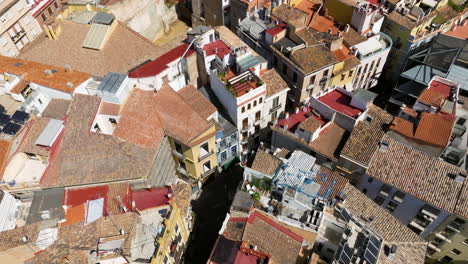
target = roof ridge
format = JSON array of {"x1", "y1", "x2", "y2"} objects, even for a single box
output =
[{"x1": 116, "y1": 20, "x2": 159, "y2": 48}]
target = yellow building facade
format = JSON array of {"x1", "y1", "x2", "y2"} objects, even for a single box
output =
[
  {"x1": 169, "y1": 126, "x2": 218, "y2": 181},
  {"x1": 330, "y1": 60, "x2": 358, "y2": 89},
  {"x1": 152, "y1": 204, "x2": 189, "y2": 264}
]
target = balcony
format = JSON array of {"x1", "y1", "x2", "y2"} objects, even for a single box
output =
[
  {"x1": 447, "y1": 222, "x2": 464, "y2": 232},
  {"x1": 241, "y1": 126, "x2": 249, "y2": 132},
  {"x1": 10, "y1": 30, "x2": 26, "y2": 44},
  {"x1": 270, "y1": 103, "x2": 282, "y2": 113},
  {"x1": 427, "y1": 242, "x2": 442, "y2": 252},
  {"x1": 198, "y1": 151, "x2": 214, "y2": 162},
  {"x1": 172, "y1": 150, "x2": 184, "y2": 159},
  {"x1": 201, "y1": 167, "x2": 216, "y2": 178},
  {"x1": 177, "y1": 166, "x2": 188, "y2": 176},
  {"x1": 241, "y1": 136, "x2": 248, "y2": 144},
  {"x1": 436, "y1": 232, "x2": 453, "y2": 243}
]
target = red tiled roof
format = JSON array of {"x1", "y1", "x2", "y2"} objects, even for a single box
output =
[
  {"x1": 266, "y1": 23, "x2": 287, "y2": 37},
  {"x1": 444, "y1": 21, "x2": 468, "y2": 40},
  {"x1": 247, "y1": 210, "x2": 303, "y2": 243},
  {"x1": 63, "y1": 185, "x2": 109, "y2": 215},
  {"x1": 203, "y1": 40, "x2": 231, "y2": 59},
  {"x1": 309, "y1": 15, "x2": 340, "y2": 34},
  {"x1": 234, "y1": 250, "x2": 262, "y2": 264},
  {"x1": 132, "y1": 187, "x2": 170, "y2": 211},
  {"x1": 128, "y1": 43, "x2": 195, "y2": 78},
  {"x1": 318, "y1": 90, "x2": 362, "y2": 118},
  {"x1": 276, "y1": 106, "x2": 326, "y2": 132},
  {"x1": 429, "y1": 81, "x2": 452, "y2": 99}
]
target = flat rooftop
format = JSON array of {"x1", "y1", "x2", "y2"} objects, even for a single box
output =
[{"x1": 318, "y1": 90, "x2": 362, "y2": 118}]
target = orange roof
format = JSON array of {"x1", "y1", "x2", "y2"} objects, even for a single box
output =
[
  {"x1": 391, "y1": 113, "x2": 454, "y2": 148},
  {"x1": 295, "y1": 0, "x2": 320, "y2": 24},
  {"x1": 309, "y1": 15, "x2": 340, "y2": 34},
  {"x1": 401, "y1": 106, "x2": 418, "y2": 117},
  {"x1": 0, "y1": 140, "x2": 12, "y2": 182},
  {"x1": 414, "y1": 113, "x2": 454, "y2": 147},
  {"x1": 177, "y1": 84, "x2": 217, "y2": 120},
  {"x1": 417, "y1": 89, "x2": 445, "y2": 108},
  {"x1": 99, "y1": 102, "x2": 121, "y2": 116},
  {"x1": 332, "y1": 45, "x2": 353, "y2": 61},
  {"x1": 0, "y1": 56, "x2": 91, "y2": 94},
  {"x1": 61, "y1": 203, "x2": 85, "y2": 226},
  {"x1": 445, "y1": 21, "x2": 468, "y2": 40},
  {"x1": 115, "y1": 84, "x2": 214, "y2": 148}
]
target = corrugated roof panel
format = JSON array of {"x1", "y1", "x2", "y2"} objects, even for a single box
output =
[
  {"x1": 82, "y1": 24, "x2": 110, "y2": 50},
  {"x1": 274, "y1": 150, "x2": 316, "y2": 189},
  {"x1": 90, "y1": 12, "x2": 115, "y2": 25},
  {"x1": 35, "y1": 119, "x2": 64, "y2": 147}
]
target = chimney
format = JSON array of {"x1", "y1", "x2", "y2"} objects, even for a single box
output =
[
  {"x1": 66, "y1": 82, "x2": 73, "y2": 88},
  {"x1": 345, "y1": 24, "x2": 350, "y2": 33},
  {"x1": 44, "y1": 69, "x2": 53, "y2": 76},
  {"x1": 390, "y1": 245, "x2": 398, "y2": 256},
  {"x1": 295, "y1": 107, "x2": 299, "y2": 114},
  {"x1": 64, "y1": 64, "x2": 72, "y2": 72},
  {"x1": 273, "y1": 117, "x2": 278, "y2": 125},
  {"x1": 285, "y1": 112, "x2": 290, "y2": 119}
]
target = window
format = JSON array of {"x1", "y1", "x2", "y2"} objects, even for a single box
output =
[
  {"x1": 174, "y1": 142, "x2": 183, "y2": 154},
  {"x1": 54, "y1": 2, "x2": 59, "y2": 9},
  {"x1": 109, "y1": 118, "x2": 117, "y2": 124},
  {"x1": 386, "y1": 201, "x2": 399, "y2": 212},
  {"x1": 41, "y1": 13, "x2": 47, "y2": 22},
  {"x1": 309, "y1": 75, "x2": 316, "y2": 85},
  {"x1": 241, "y1": 106, "x2": 245, "y2": 113},
  {"x1": 248, "y1": 104, "x2": 251, "y2": 110},
  {"x1": 253, "y1": 100, "x2": 257, "y2": 107},
  {"x1": 364, "y1": 64, "x2": 368, "y2": 73},
  {"x1": 255, "y1": 111, "x2": 261, "y2": 121},
  {"x1": 272, "y1": 97, "x2": 279, "y2": 107},
  {"x1": 440, "y1": 256, "x2": 453, "y2": 263},
  {"x1": 175, "y1": 224, "x2": 179, "y2": 233},
  {"x1": 273, "y1": 56, "x2": 278, "y2": 66},
  {"x1": 451, "y1": 249, "x2": 461, "y2": 255},
  {"x1": 38, "y1": 98, "x2": 43, "y2": 104},
  {"x1": 220, "y1": 139, "x2": 226, "y2": 149},
  {"x1": 323, "y1": 69, "x2": 329, "y2": 76},
  {"x1": 449, "y1": 218, "x2": 466, "y2": 231},
  {"x1": 365, "y1": 115, "x2": 373, "y2": 123},
  {"x1": 179, "y1": 160, "x2": 186, "y2": 171},
  {"x1": 348, "y1": 70, "x2": 354, "y2": 77},
  {"x1": 231, "y1": 134, "x2": 237, "y2": 141},
  {"x1": 200, "y1": 142, "x2": 210, "y2": 157},
  {"x1": 393, "y1": 191, "x2": 405, "y2": 203},
  {"x1": 283, "y1": 63, "x2": 287, "y2": 74},
  {"x1": 259, "y1": 97, "x2": 263, "y2": 103},
  {"x1": 463, "y1": 239, "x2": 468, "y2": 246},
  {"x1": 376, "y1": 58, "x2": 381, "y2": 68},
  {"x1": 231, "y1": 145, "x2": 237, "y2": 155},
  {"x1": 242, "y1": 118, "x2": 248, "y2": 130},
  {"x1": 220, "y1": 151, "x2": 227, "y2": 162},
  {"x1": 47, "y1": 7, "x2": 53, "y2": 15},
  {"x1": 357, "y1": 67, "x2": 361, "y2": 75},
  {"x1": 340, "y1": 73, "x2": 345, "y2": 81},
  {"x1": 203, "y1": 160, "x2": 211, "y2": 173},
  {"x1": 271, "y1": 111, "x2": 277, "y2": 120},
  {"x1": 163, "y1": 256, "x2": 168, "y2": 264},
  {"x1": 374, "y1": 195, "x2": 385, "y2": 206},
  {"x1": 293, "y1": 72, "x2": 297, "y2": 83}
]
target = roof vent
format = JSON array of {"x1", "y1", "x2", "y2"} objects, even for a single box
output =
[
  {"x1": 66, "y1": 82, "x2": 73, "y2": 88},
  {"x1": 390, "y1": 244, "x2": 398, "y2": 255},
  {"x1": 64, "y1": 64, "x2": 71, "y2": 72},
  {"x1": 22, "y1": 236, "x2": 29, "y2": 243},
  {"x1": 44, "y1": 69, "x2": 53, "y2": 75},
  {"x1": 454, "y1": 172, "x2": 467, "y2": 183}
]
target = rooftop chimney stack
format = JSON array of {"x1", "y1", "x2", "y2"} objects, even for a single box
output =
[{"x1": 285, "y1": 112, "x2": 290, "y2": 119}]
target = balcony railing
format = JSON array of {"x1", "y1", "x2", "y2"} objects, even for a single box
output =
[
  {"x1": 241, "y1": 126, "x2": 249, "y2": 132},
  {"x1": 201, "y1": 167, "x2": 216, "y2": 178},
  {"x1": 198, "y1": 151, "x2": 214, "y2": 162},
  {"x1": 177, "y1": 167, "x2": 188, "y2": 176},
  {"x1": 172, "y1": 150, "x2": 184, "y2": 159},
  {"x1": 270, "y1": 103, "x2": 282, "y2": 113}
]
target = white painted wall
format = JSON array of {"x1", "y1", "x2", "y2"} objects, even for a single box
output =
[
  {"x1": 0, "y1": 190, "x2": 21, "y2": 232},
  {"x1": 262, "y1": 88, "x2": 288, "y2": 128}
]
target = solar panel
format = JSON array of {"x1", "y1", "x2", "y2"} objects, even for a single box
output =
[
  {"x1": 369, "y1": 235, "x2": 381, "y2": 248},
  {"x1": 343, "y1": 244, "x2": 353, "y2": 257},
  {"x1": 2, "y1": 122, "x2": 21, "y2": 135},
  {"x1": 339, "y1": 251, "x2": 351, "y2": 264},
  {"x1": 364, "y1": 249, "x2": 377, "y2": 264},
  {"x1": 11, "y1": 110, "x2": 29, "y2": 124},
  {"x1": 0, "y1": 113, "x2": 10, "y2": 126}
]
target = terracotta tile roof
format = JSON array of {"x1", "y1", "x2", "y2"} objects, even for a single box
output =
[
  {"x1": 276, "y1": 148, "x2": 290, "y2": 159},
  {"x1": 367, "y1": 136, "x2": 467, "y2": 217},
  {"x1": 177, "y1": 84, "x2": 217, "y2": 120},
  {"x1": 242, "y1": 210, "x2": 303, "y2": 264},
  {"x1": 224, "y1": 217, "x2": 247, "y2": 241},
  {"x1": 343, "y1": 27, "x2": 367, "y2": 46},
  {"x1": 40, "y1": 94, "x2": 155, "y2": 188},
  {"x1": 128, "y1": 43, "x2": 195, "y2": 78},
  {"x1": 0, "y1": 56, "x2": 90, "y2": 93},
  {"x1": 9, "y1": 78, "x2": 30, "y2": 95},
  {"x1": 341, "y1": 105, "x2": 393, "y2": 167},
  {"x1": 261, "y1": 68, "x2": 288, "y2": 97},
  {"x1": 203, "y1": 40, "x2": 231, "y2": 59},
  {"x1": 265, "y1": 23, "x2": 287, "y2": 37},
  {"x1": 215, "y1": 26, "x2": 246, "y2": 49},
  {"x1": 445, "y1": 19, "x2": 468, "y2": 40},
  {"x1": 0, "y1": 222, "x2": 41, "y2": 252},
  {"x1": 28, "y1": 213, "x2": 137, "y2": 264},
  {"x1": 332, "y1": 45, "x2": 353, "y2": 61},
  {"x1": 314, "y1": 167, "x2": 349, "y2": 199},
  {"x1": 272, "y1": 4, "x2": 307, "y2": 29},
  {"x1": 295, "y1": 0, "x2": 321, "y2": 24},
  {"x1": 341, "y1": 185, "x2": 424, "y2": 243},
  {"x1": 41, "y1": 99, "x2": 71, "y2": 120},
  {"x1": 172, "y1": 181, "x2": 192, "y2": 218},
  {"x1": 18, "y1": 20, "x2": 167, "y2": 76},
  {"x1": 309, "y1": 15, "x2": 340, "y2": 34},
  {"x1": 341, "y1": 186, "x2": 428, "y2": 264},
  {"x1": 390, "y1": 112, "x2": 454, "y2": 148},
  {"x1": 107, "y1": 183, "x2": 132, "y2": 215},
  {"x1": 290, "y1": 45, "x2": 338, "y2": 74},
  {"x1": 99, "y1": 102, "x2": 120, "y2": 116},
  {"x1": 115, "y1": 85, "x2": 214, "y2": 148},
  {"x1": 19, "y1": 117, "x2": 53, "y2": 157},
  {"x1": 295, "y1": 27, "x2": 321, "y2": 46},
  {"x1": 0, "y1": 139, "x2": 12, "y2": 182},
  {"x1": 251, "y1": 149, "x2": 282, "y2": 175},
  {"x1": 298, "y1": 115, "x2": 323, "y2": 133},
  {"x1": 387, "y1": 10, "x2": 437, "y2": 30},
  {"x1": 310, "y1": 122, "x2": 347, "y2": 160},
  {"x1": 113, "y1": 89, "x2": 165, "y2": 149},
  {"x1": 417, "y1": 89, "x2": 445, "y2": 107}
]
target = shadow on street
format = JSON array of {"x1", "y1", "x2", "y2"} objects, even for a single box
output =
[{"x1": 184, "y1": 165, "x2": 244, "y2": 264}]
